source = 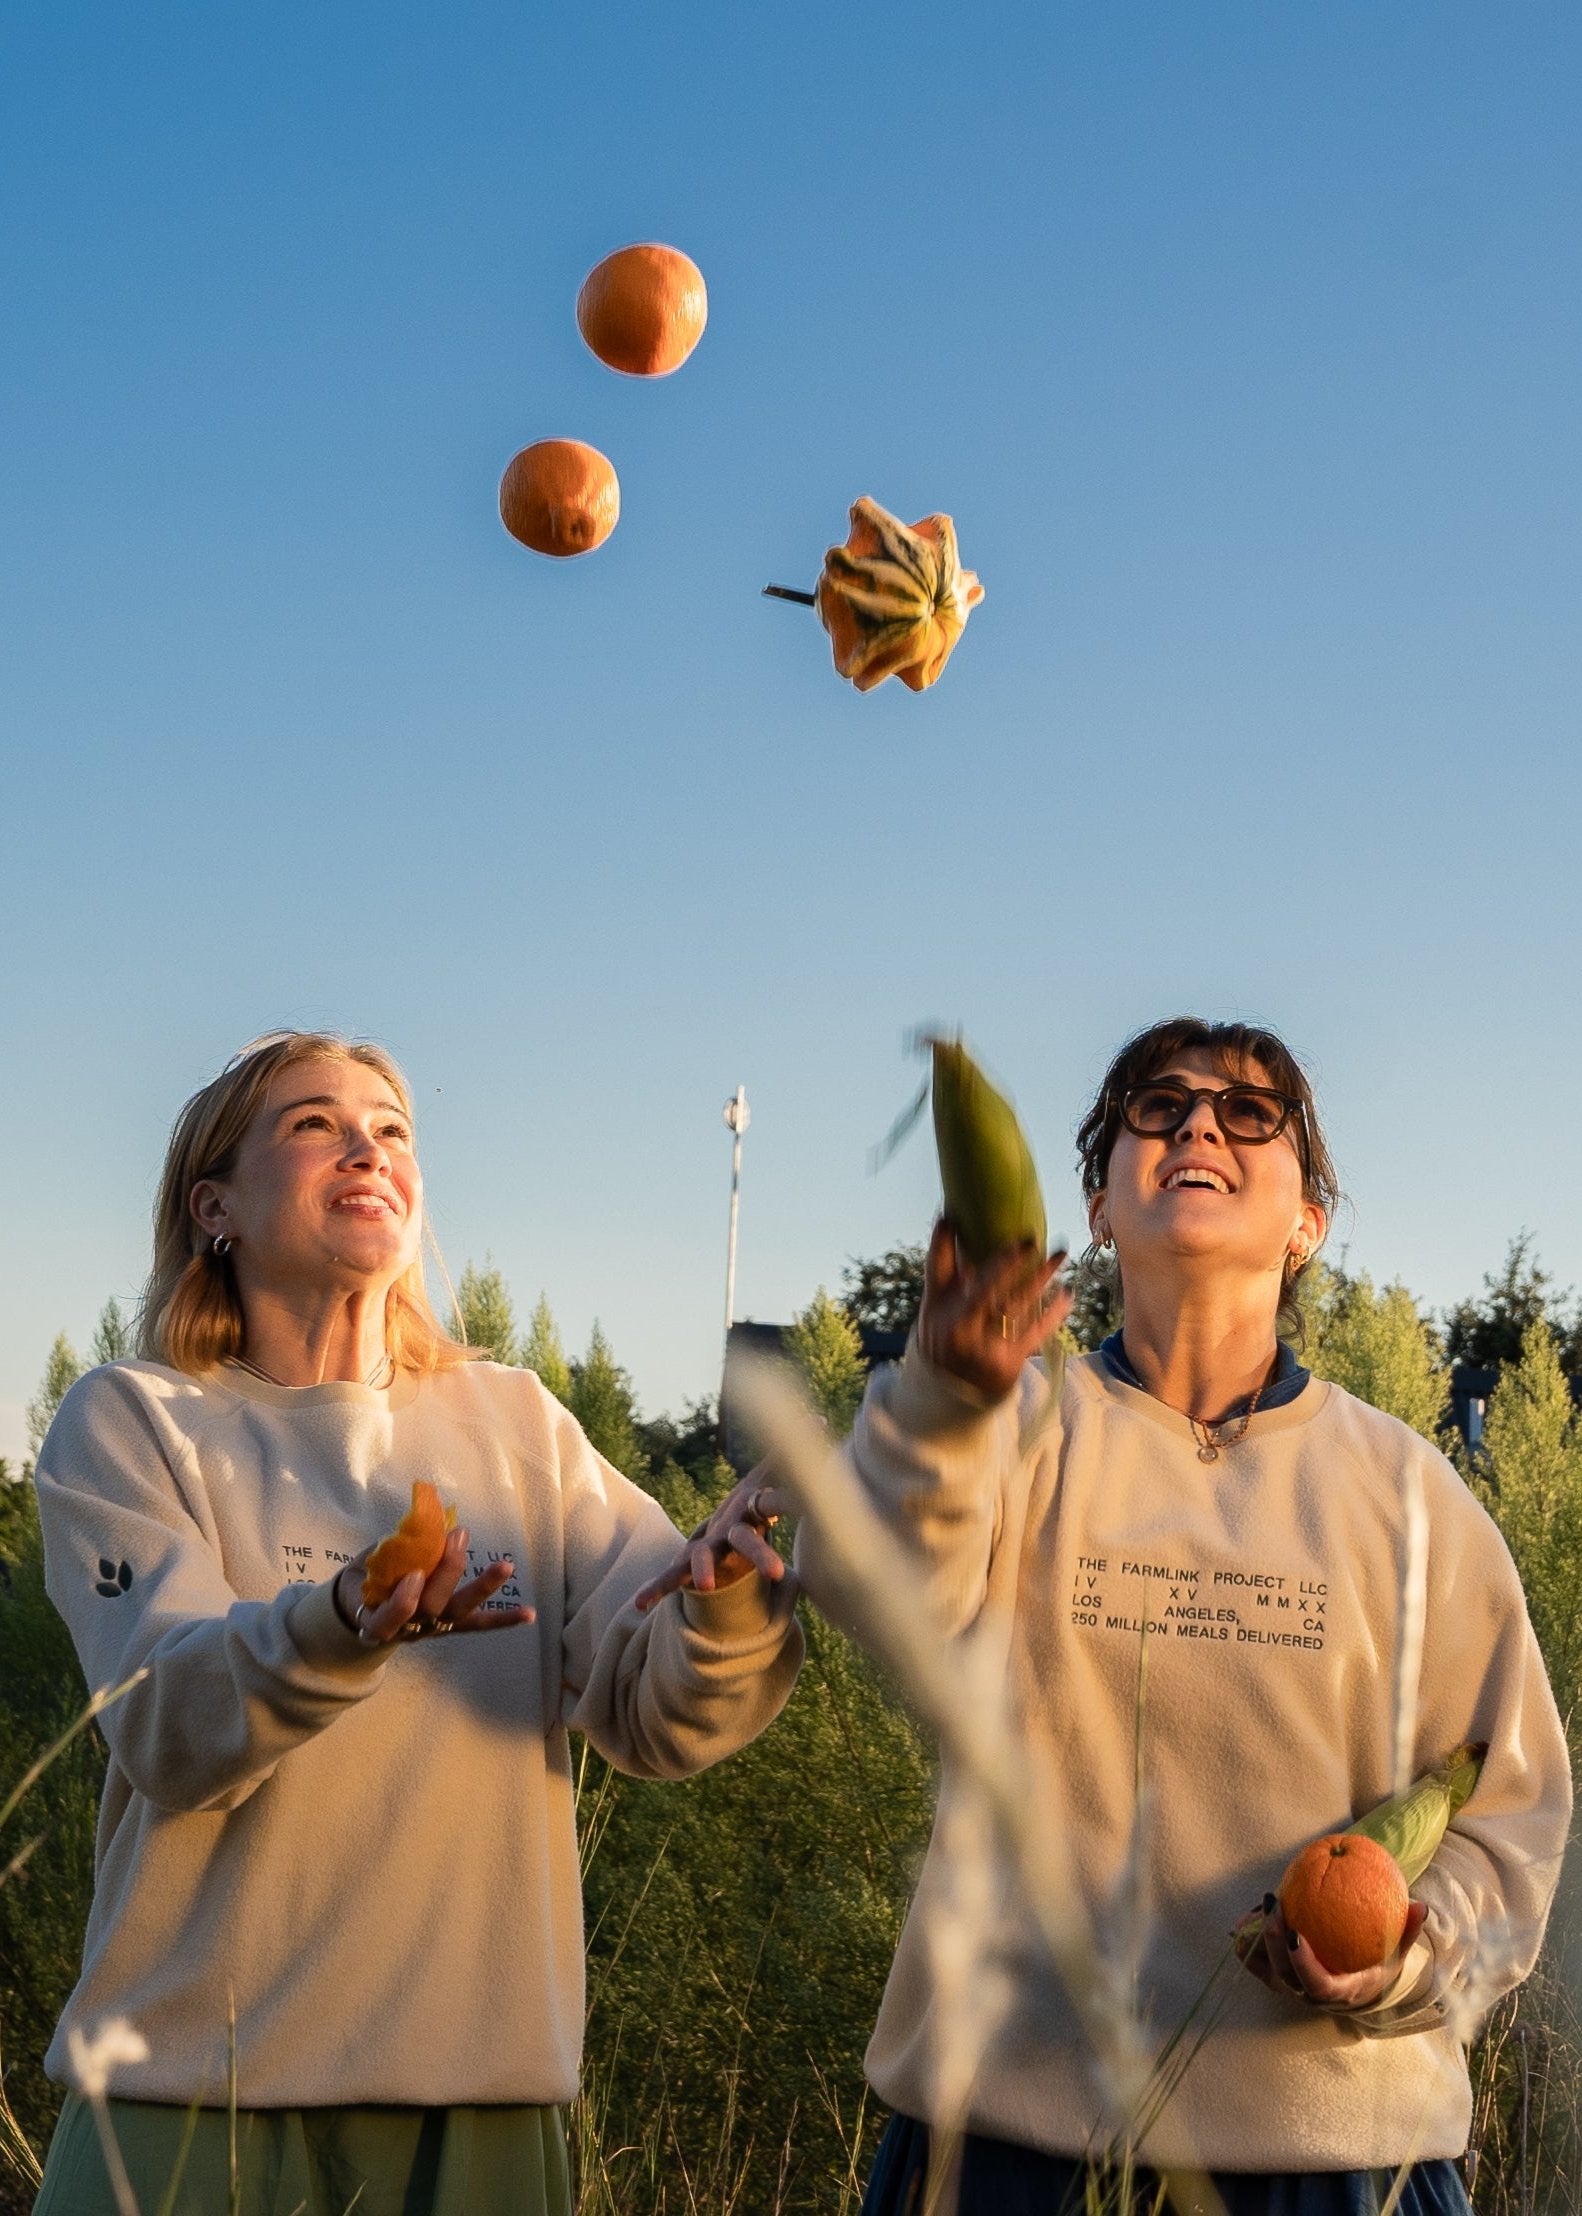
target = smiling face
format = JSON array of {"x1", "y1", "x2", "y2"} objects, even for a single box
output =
[
  {"x1": 1093, "y1": 1046, "x2": 1325, "y2": 1297},
  {"x1": 189, "y1": 1053, "x2": 423, "y2": 1298}
]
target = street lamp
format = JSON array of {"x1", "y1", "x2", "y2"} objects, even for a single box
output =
[{"x1": 722, "y1": 1085, "x2": 750, "y2": 1361}]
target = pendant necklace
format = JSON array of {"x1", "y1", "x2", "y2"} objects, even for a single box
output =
[
  {"x1": 1187, "y1": 1380, "x2": 1267, "y2": 1463},
  {"x1": 228, "y1": 1352, "x2": 394, "y2": 1390}
]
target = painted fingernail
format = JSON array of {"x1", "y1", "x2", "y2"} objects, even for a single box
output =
[
  {"x1": 1262, "y1": 1893, "x2": 1276, "y2": 1915},
  {"x1": 1287, "y1": 1930, "x2": 1301, "y2": 1953}
]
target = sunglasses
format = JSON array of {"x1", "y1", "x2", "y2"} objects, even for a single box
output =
[{"x1": 1116, "y1": 1079, "x2": 1305, "y2": 1149}]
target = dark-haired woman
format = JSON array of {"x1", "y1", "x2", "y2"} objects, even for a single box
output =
[
  {"x1": 31, "y1": 1031, "x2": 798, "y2": 2216},
  {"x1": 801, "y1": 1019, "x2": 1571, "y2": 2216}
]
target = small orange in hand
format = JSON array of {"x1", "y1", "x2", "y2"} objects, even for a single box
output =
[
  {"x1": 1278, "y1": 1832, "x2": 1410, "y2": 1974},
  {"x1": 361, "y1": 1481, "x2": 458, "y2": 1609},
  {"x1": 499, "y1": 440, "x2": 620, "y2": 558},
  {"x1": 576, "y1": 243, "x2": 708, "y2": 378}
]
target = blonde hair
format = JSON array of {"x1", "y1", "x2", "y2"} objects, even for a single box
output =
[{"x1": 138, "y1": 1031, "x2": 476, "y2": 1378}]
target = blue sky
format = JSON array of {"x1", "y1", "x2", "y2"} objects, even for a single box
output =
[{"x1": 3, "y1": 1, "x2": 1580, "y2": 1458}]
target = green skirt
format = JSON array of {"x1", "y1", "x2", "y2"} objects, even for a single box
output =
[{"x1": 34, "y1": 2092, "x2": 571, "y2": 2216}]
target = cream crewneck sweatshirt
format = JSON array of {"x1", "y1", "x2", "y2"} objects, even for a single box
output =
[
  {"x1": 34, "y1": 1358, "x2": 802, "y2": 2109},
  {"x1": 797, "y1": 1345, "x2": 1572, "y2": 2173}
]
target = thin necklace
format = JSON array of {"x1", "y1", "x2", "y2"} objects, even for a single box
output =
[
  {"x1": 228, "y1": 1352, "x2": 394, "y2": 1390},
  {"x1": 1187, "y1": 1379, "x2": 1268, "y2": 1463}
]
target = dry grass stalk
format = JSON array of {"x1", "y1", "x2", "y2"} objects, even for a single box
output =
[{"x1": 731, "y1": 1355, "x2": 1227, "y2": 2216}]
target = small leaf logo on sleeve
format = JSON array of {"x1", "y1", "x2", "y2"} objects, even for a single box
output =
[{"x1": 94, "y1": 1558, "x2": 134, "y2": 1598}]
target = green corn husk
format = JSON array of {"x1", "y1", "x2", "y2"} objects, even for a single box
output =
[
  {"x1": 930, "y1": 1036, "x2": 1047, "y2": 1265},
  {"x1": 1346, "y1": 1740, "x2": 1487, "y2": 1886}
]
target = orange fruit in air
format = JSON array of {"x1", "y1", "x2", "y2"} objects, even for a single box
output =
[
  {"x1": 361, "y1": 1480, "x2": 458, "y2": 1608},
  {"x1": 499, "y1": 440, "x2": 620, "y2": 558},
  {"x1": 1278, "y1": 1832, "x2": 1410, "y2": 1974},
  {"x1": 576, "y1": 243, "x2": 708, "y2": 378}
]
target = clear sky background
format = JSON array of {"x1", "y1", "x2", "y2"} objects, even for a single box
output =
[{"x1": 2, "y1": 1, "x2": 1580, "y2": 1460}]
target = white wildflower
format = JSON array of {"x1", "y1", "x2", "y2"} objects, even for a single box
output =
[{"x1": 66, "y1": 2016, "x2": 149, "y2": 2100}]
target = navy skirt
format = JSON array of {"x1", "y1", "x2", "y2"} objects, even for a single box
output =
[{"x1": 862, "y1": 2112, "x2": 1474, "y2": 2216}]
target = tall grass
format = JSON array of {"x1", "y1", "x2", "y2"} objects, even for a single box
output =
[{"x1": 3, "y1": 1317, "x2": 1578, "y2": 2216}]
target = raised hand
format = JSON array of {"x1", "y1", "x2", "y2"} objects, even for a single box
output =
[
  {"x1": 918, "y1": 1219, "x2": 1071, "y2": 1404},
  {"x1": 633, "y1": 1467, "x2": 788, "y2": 1614}
]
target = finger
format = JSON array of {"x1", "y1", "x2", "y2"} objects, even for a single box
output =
[
  {"x1": 454, "y1": 1602, "x2": 536, "y2": 1633},
  {"x1": 994, "y1": 1255, "x2": 1073, "y2": 1352},
  {"x1": 363, "y1": 1568, "x2": 425, "y2": 1642},
  {"x1": 418, "y1": 1526, "x2": 471, "y2": 1616},
  {"x1": 448, "y1": 1558, "x2": 518, "y2": 1613},
  {"x1": 690, "y1": 1538, "x2": 717, "y2": 1594},
  {"x1": 925, "y1": 1217, "x2": 959, "y2": 1293},
  {"x1": 1283, "y1": 1930, "x2": 1381, "y2": 2006},
  {"x1": 1402, "y1": 1900, "x2": 1428, "y2": 1949},
  {"x1": 725, "y1": 1522, "x2": 787, "y2": 1580},
  {"x1": 633, "y1": 1560, "x2": 692, "y2": 1613},
  {"x1": 978, "y1": 1240, "x2": 1052, "y2": 1302}
]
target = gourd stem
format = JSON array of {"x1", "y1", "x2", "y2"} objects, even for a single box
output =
[{"x1": 762, "y1": 585, "x2": 817, "y2": 606}]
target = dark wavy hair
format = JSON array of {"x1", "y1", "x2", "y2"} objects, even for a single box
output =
[{"x1": 1074, "y1": 1017, "x2": 1341, "y2": 1343}]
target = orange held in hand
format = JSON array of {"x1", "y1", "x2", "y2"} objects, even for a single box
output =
[
  {"x1": 499, "y1": 440, "x2": 620, "y2": 558},
  {"x1": 1278, "y1": 1832, "x2": 1410, "y2": 1974},
  {"x1": 361, "y1": 1481, "x2": 458, "y2": 1609},
  {"x1": 576, "y1": 243, "x2": 708, "y2": 378}
]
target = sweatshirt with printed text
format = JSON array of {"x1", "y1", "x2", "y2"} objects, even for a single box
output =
[
  {"x1": 797, "y1": 1346, "x2": 1572, "y2": 2172},
  {"x1": 35, "y1": 1358, "x2": 802, "y2": 2107}
]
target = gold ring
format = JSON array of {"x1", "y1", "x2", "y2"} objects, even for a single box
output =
[
  {"x1": 999, "y1": 1312, "x2": 1013, "y2": 1339},
  {"x1": 748, "y1": 1487, "x2": 780, "y2": 1529}
]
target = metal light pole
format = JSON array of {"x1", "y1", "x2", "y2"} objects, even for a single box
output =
[{"x1": 722, "y1": 1085, "x2": 750, "y2": 1362}]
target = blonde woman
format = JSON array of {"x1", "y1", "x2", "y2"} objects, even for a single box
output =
[
  {"x1": 31, "y1": 1031, "x2": 800, "y2": 2216},
  {"x1": 799, "y1": 1018, "x2": 1571, "y2": 2216}
]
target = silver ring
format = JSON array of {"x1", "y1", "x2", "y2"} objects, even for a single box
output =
[
  {"x1": 747, "y1": 1487, "x2": 779, "y2": 1529},
  {"x1": 354, "y1": 1603, "x2": 382, "y2": 1649}
]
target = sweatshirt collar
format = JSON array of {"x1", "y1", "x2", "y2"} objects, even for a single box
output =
[
  {"x1": 208, "y1": 1359, "x2": 421, "y2": 1413},
  {"x1": 1084, "y1": 1335, "x2": 1326, "y2": 1447},
  {"x1": 1097, "y1": 1331, "x2": 1311, "y2": 1412}
]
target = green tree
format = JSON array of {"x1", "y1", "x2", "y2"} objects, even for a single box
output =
[
  {"x1": 639, "y1": 1396, "x2": 720, "y2": 1486},
  {"x1": 89, "y1": 1298, "x2": 132, "y2": 1366},
  {"x1": 521, "y1": 1294, "x2": 573, "y2": 1404},
  {"x1": 0, "y1": 1462, "x2": 36, "y2": 1566},
  {"x1": 1305, "y1": 1265, "x2": 1448, "y2": 1443},
  {"x1": 786, "y1": 1287, "x2": 867, "y2": 1439},
  {"x1": 1445, "y1": 1234, "x2": 1582, "y2": 1379},
  {"x1": 1468, "y1": 1321, "x2": 1582, "y2": 1735},
  {"x1": 841, "y1": 1245, "x2": 926, "y2": 1336},
  {"x1": 25, "y1": 1335, "x2": 85, "y2": 1459},
  {"x1": 449, "y1": 1259, "x2": 519, "y2": 1364},
  {"x1": 570, "y1": 1324, "x2": 649, "y2": 1485}
]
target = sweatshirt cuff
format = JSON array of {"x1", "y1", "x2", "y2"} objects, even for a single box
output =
[
  {"x1": 680, "y1": 1565, "x2": 799, "y2": 1642},
  {"x1": 287, "y1": 1580, "x2": 392, "y2": 1677},
  {"x1": 1338, "y1": 1931, "x2": 1442, "y2": 2037}
]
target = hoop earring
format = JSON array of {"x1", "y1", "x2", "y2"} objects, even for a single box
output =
[
  {"x1": 211, "y1": 1235, "x2": 233, "y2": 1259},
  {"x1": 1093, "y1": 1220, "x2": 1113, "y2": 1253},
  {"x1": 1285, "y1": 1242, "x2": 1310, "y2": 1278}
]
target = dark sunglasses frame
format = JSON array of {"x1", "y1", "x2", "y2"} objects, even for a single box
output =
[{"x1": 1116, "y1": 1079, "x2": 1306, "y2": 1151}]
